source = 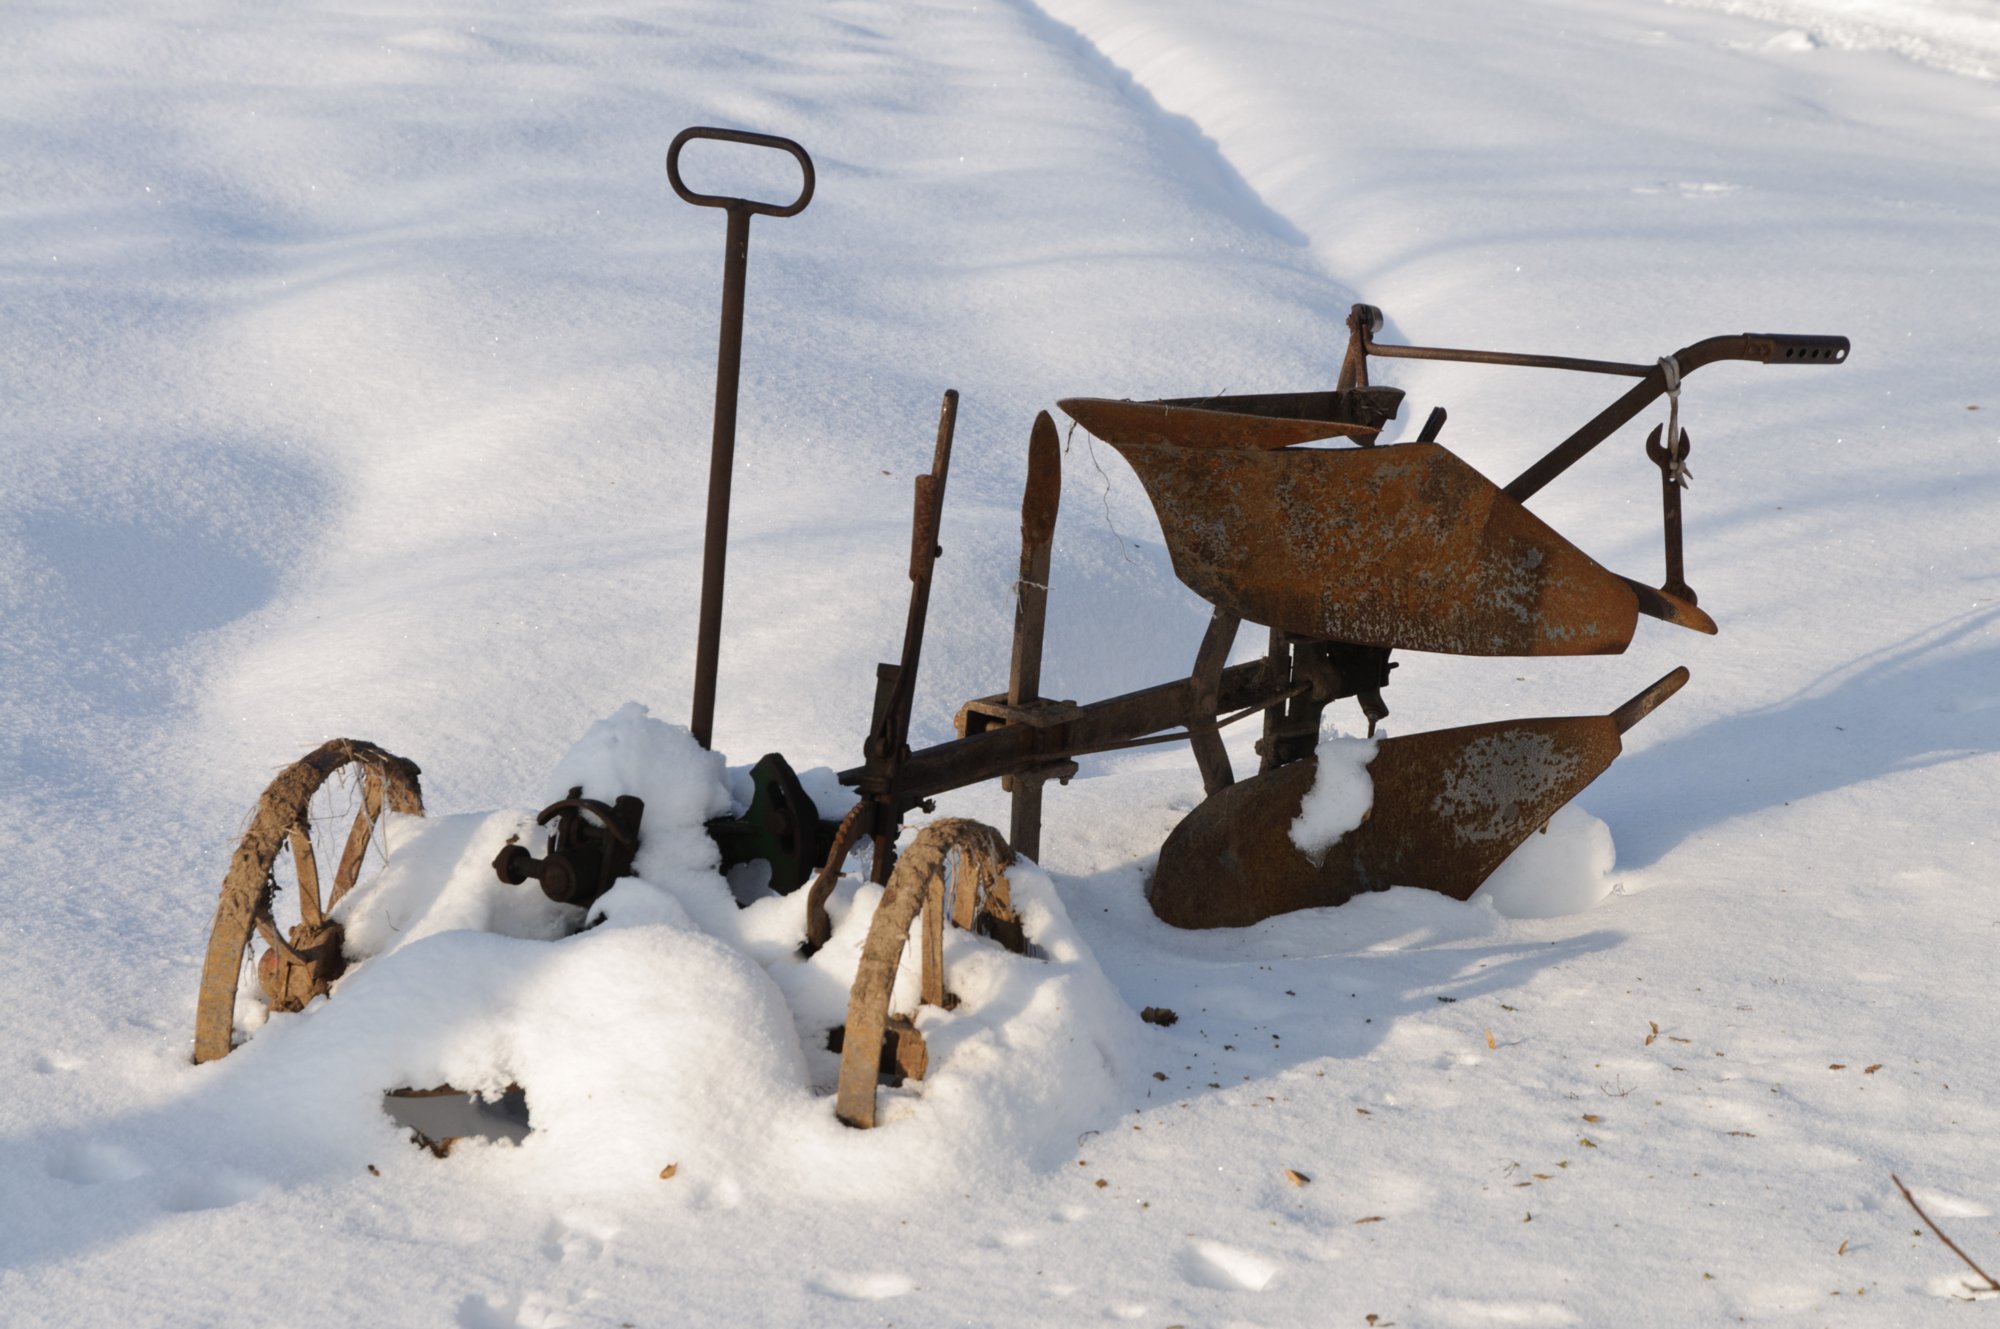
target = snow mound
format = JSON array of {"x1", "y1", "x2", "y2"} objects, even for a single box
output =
[
  {"x1": 232, "y1": 705, "x2": 1138, "y2": 1198},
  {"x1": 1472, "y1": 803, "x2": 1618, "y2": 919}
]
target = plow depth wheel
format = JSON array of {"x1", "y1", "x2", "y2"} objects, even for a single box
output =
[
  {"x1": 835, "y1": 818, "x2": 1023, "y2": 1129},
  {"x1": 192, "y1": 739, "x2": 424, "y2": 1064}
]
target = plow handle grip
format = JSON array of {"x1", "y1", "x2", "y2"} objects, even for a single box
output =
[
  {"x1": 668, "y1": 127, "x2": 815, "y2": 218},
  {"x1": 1741, "y1": 333, "x2": 1849, "y2": 365}
]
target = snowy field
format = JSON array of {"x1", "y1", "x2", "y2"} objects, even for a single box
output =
[{"x1": 3, "y1": 0, "x2": 1998, "y2": 1324}]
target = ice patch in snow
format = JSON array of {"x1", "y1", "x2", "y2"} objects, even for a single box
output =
[{"x1": 1288, "y1": 731, "x2": 1378, "y2": 861}]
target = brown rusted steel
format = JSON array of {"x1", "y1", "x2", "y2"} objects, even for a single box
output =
[
  {"x1": 1149, "y1": 668, "x2": 1687, "y2": 929},
  {"x1": 1258, "y1": 626, "x2": 1290, "y2": 773},
  {"x1": 1481, "y1": 331, "x2": 1850, "y2": 504},
  {"x1": 802, "y1": 799, "x2": 869, "y2": 953},
  {"x1": 1187, "y1": 607, "x2": 1241, "y2": 794},
  {"x1": 1335, "y1": 312, "x2": 1849, "y2": 600},
  {"x1": 1617, "y1": 576, "x2": 1716, "y2": 635},
  {"x1": 856, "y1": 656, "x2": 1296, "y2": 805},
  {"x1": 1160, "y1": 386, "x2": 1407, "y2": 431},
  {"x1": 1647, "y1": 425, "x2": 1697, "y2": 603},
  {"x1": 1005, "y1": 411, "x2": 1063, "y2": 863},
  {"x1": 1058, "y1": 396, "x2": 1381, "y2": 452},
  {"x1": 1337, "y1": 303, "x2": 1378, "y2": 392},
  {"x1": 835, "y1": 819, "x2": 1016, "y2": 1128},
  {"x1": 1092, "y1": 436, "x2": 1645, "y2": 656},
  {"x1": 854, "y1": 391, "x2": 959, "y2": 811},
  {"x1": 812, "y1": 391, "x2": 961, "y2": 941},
  {"x1": 195, "y1": 740, "x2": 424, "y2": 1064},
  {"x1": 492, "y1": 788, "x2": 645, "y2": 911},
  {"x1": 669, "y1": 127, "x2": 816, "y2": 751}
]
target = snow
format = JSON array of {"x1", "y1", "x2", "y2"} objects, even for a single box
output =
[
  {"x1": 5, "y1": 0, "x2": 2000, "y2": 1323},
  {"x1": 1671, "y1": 0, "x2": 2000, "y2": 77},
  {"x1": 1288, "y1": 731, "x2": 1379, "y2": 862},
  {"x1": 1473, "y1": 804, "x2": 1621, "y2": 920}
]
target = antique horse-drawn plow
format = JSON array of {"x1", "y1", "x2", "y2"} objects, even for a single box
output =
[{"x1": 193, "y1": 129, "x2": 1849, "y2": 1132}]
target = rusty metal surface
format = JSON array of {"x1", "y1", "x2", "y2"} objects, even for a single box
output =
[
  {"x1": 1155, "y1": 387, "x2": 1407, "y2": 433},
  {"x1": 1618, "y1": 577, "x2": 1716, "y2": 635},
  {"x1": 195, "y1": 740, "x2": 425, "y2": 1064},
  {"x1": 1187, "y1": 606, "x2": 1241, "y2": 794},
  {"x1": 878, "y1": 657, "x2": 1291, "y2": 803},
  {"x1": 1646, "y1": 424, "x2": 1697, "y2": 603},
  {"x1": 1059, "y1": 397, "x2": 1380, "y2": 451},
  {"x1": 1007, "y1": 412, "x2": 1063, "y2": 861},
  {"x1": 809, "y1": 391, "x2": 964, "y2": 953},
  {"x1": 802, "y1": 800, "x2": 870, "y2": 953},
  {"x1": 1107, "y1": 438, "x2": 1641, "y2": 656},
  {"x1": 492, "y1": 787, "x2": 644, "y2": 910},
  {"x1": 1149, "y1": 669, "x2": 1687, "y2": 929}
]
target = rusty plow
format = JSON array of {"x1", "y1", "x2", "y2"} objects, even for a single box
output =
[{"x1": 192, "y1": 130, "x2": 1850, "y2": 1135}]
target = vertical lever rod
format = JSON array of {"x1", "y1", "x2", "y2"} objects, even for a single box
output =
[
  {"x1": 666, "y1": 126, "x2": 815, "y2": 749},
  {"x1": 688, "y1": 203, "x2": 753, "y2": 749}
]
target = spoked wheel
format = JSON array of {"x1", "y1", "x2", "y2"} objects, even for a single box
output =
[
  {"x1": 834, "y1": 818, "x2": 1027, "y2": 1129},
  {"x1": 193, "y1": 739, "x2": 424, "y2": 1064}
]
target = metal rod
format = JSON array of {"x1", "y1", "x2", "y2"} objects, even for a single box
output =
[
  {"x1": 1496, "y1": 334, "x2": 1846, "y2": 502},
  {"x1": 689, "y1": 206, "x2": 751, "y2": 750},
  {"x1": 668, "y1": 126, "x2": 815, "y2": 750},
  {"x1": 1340, "y1": 304, "x2": 1848, "y2": 507},
  {"x1": 846, "y1": 658, "x2": 1292, "y2": 802},
  {"x1": 1364, "y1": 341, "x2": 1652, "y2": 378}
]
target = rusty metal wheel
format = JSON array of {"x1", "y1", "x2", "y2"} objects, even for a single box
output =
[
  {"x1": 193, "y1": 739, "x2": 424, "y2": 1064},
  {"x1": 834, "y1": 818, "x2": 1026, "y2": 1128}
]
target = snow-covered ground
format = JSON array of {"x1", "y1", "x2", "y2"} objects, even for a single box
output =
[{"x1": 3, "y1": 0, "x2": 1997, "y2": 1323}]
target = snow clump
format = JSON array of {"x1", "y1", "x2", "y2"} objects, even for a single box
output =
[{"x1": 1288, "y1": 729, "x2": 1379, "y2": 861}]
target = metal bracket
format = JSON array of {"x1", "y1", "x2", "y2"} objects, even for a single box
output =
[{"x1": 493, "y1": 787, "x2": 645, "y2": 911}]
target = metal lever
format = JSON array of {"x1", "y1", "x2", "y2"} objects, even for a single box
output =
[
  {"x1": 669, "y1": 127, "x2": 816, "y2": 750},
  {"x1": 1645, "y1": 425, "x2": 1696, "y2": 603}
]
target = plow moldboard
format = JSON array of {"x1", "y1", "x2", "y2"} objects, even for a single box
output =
[{"x1": 1104, "y1": 440, "x2": 1642, "y2": 657}]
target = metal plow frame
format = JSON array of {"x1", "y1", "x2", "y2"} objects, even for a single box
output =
[{"x1": 192, "y1": 129, "x2": 1851, "y2": 1140}]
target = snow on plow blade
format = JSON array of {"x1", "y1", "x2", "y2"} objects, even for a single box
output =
[
  {"x1": 1064, "y1": 403, "x2": 1715, "y2": 655},
  {"x1": 1149, "y1": 668, "x2": 1688, "y2": 929}
]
